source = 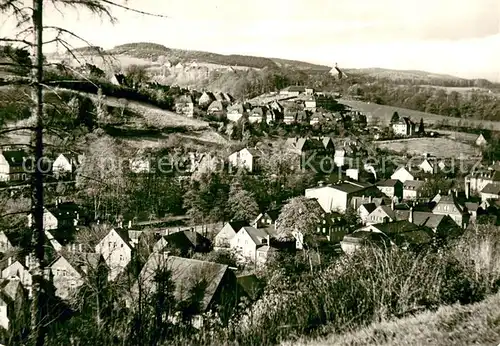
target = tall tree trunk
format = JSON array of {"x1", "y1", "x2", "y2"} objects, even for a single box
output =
[{"x1": 29, "y1": 0, "x2": 46, "y2": 345}]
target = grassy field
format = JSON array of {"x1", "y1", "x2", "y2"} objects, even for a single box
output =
[
  {"x1": 340, "y1": 99, "x2": 500, "y2": 131},
  {"x1": 375, "y1": 137, "x2": 481, "y2": 158},
  {"x1": 289, "y1": 292, "x2": 500, "y2": 346}
]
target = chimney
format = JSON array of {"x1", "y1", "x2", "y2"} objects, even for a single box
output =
[
  {"x1": 55, "y1": 198, "x2": 59, "y2": 207},
  {"x1": 72, "y1": 244, "x2": 76, "y2": 252},
  {"x1": 118, "y1": 220, "x2": 123, "y2": 229},
  {"x1": 448, "y1": 189, "x2": 452, "y2": 196},
  {"x1": 25, "y1": 255, "x2": 30, "y2": 269},
  {"x1": 409, "y1": 207, "x2": 414, "y2": 223},
  {"x1": 391, "y1": 199, "x2": 395, "y2": 210},
  {"x1": 465, "y1": 182, "x2": 470, "y2": 200},
  {"x1": 7, "y1": 257, "x2": 12, "y2": 266},
  {"x1": 128, "y1": 220, "x2": 132, "y2": 229},
  {"x1": 369, "y1": 196, "x2": 373, "y2": 203},
  {"x1": 455, "y1": 189, "x2": 458, "y2": 198},
  {"x1": 78, "y1": 244, "x2": 83, "y2": 252}
]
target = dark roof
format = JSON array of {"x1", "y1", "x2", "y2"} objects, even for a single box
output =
[
  {"x1": 46, "y1": 202, "x2": 79, "y2": 220},
  {"x1": 403, "y1": 180, "x2": 425, "y2": 190},
  {"x1": 480, "y1": 183, "x2": 500, "y2": 195},
  {"x1": 51, "y1": 251, "x2": 103, "y2": 277},
  {"x1": 372, "y1": 220, "x2": 431, "y2": 235},
  {"x1": 163, "y1": 230, "x2": 211, "y2": 253},
  {"x1": 1, "y1": 150, "x2": 27, "y2": 167},
  {"x1": 360, "y1": 203, "x2": 377, "y2": 214},
  {"x1": 394, "y1": 210, "x2": 449, "y2": 229},
  {"x1": 133, "y1": 255, "x2": 230, "y2": 312},
  {"x1": 175, "y1": 94, "x2": 193, "y2": 104},
  {"x1": 377, "y1": 179, "x2": 401, "y2": 187},
  {"x1": 286, "y1": 86, "x2": 307, "y2": 92},
  {"x1": 237, "y1": 274, "x2": 263, "y2": 300}
]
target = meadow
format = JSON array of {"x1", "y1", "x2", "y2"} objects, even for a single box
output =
[{"x1": 374, "y1": 137, "x2": 481, "y2": 158}]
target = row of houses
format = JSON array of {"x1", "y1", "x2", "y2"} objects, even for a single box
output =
[{"x1": 0, "y1": 150, "x2": 79, "y2": 182}]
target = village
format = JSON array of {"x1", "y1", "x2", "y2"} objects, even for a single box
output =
[{"x1": 0, "y1": 77, "x2": 498, "y2": 333}]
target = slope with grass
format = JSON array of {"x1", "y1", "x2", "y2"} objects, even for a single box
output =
[
  {"x1": 289, "y1": 292, "x2": 500, "y2": 346},
  {"x1": 340, "y1": 99, "x2": 500, "y2": 131}
]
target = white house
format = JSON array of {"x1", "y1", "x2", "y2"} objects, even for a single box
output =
[
  {"x1": 475, "y1": 133, "x2": 489, "y2": 146},
  {"x1": 2, "y1": 258, "x2": 33, "y2": 297},
  {"x1": 305, "y1": 181, "x2": 371, "y2": 213},
  {"x1": 27, "y1": 207, "x2": 58, "y2": 231},
  {"x1": 392, "y1": 117, "x2": 416, "y2": 136},
  {"x1": 227, "y1": 148, "x2": 261, "y2": 172},
  {"x1": 227, "y1": 103, "x2": 246, "y2": 122},
  {"x1": 419, "y1": 159, "x2": 437, "y2": 174},
  {"x1": 52, "y1": 153, "x2": 77, "y2": 176},
  {"x1": 304, "y1": 97, "x2": 316, "y2": 112},
  {"x1": 214, "y1": 221, "x2": 247, "y2": 249},
  {"x1": 403, "y1": 180, "x2": 425, "y2": 200},
  {"x1": 480, "y1": 183, "x2": 500, "y2": 202},
  {"x1": 391, "y1": 166, "x2": 415, "y2": 183},
  {"x1": 229, "y1": 226, "x2": 276, "y2": 263},
  {"x1": 95, "y1": 229, "x2": 132, "y2": 281}
]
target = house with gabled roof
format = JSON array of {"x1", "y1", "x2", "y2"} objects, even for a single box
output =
[
  {"x1": 366, "y1": 205, "x2": 397, "y2": 225},
  {"x1": 228, "y1": 148, "x2": 261, "y2": 173},
  {"x1": 0, "y1": 279, "x2": 28, "y2": 331},
  {"x1": 227, "y1": 103, "x2": 247, "y2": 122},
  {"x1": 475, "y1": 133, "x2": 490, "y2": 146},
  {"x1": 465, "y1": 169, "x2": 500, "y2": 193},
  {"x1": 341, "y1": 220, "x2": 434, "y2": 254},
  {"x1": 419, "y1": 159, "x2": 438, "y2": 174},
  {"x1": 27, "y1": 201, "x2": 80, "y2": 231},
  {"x1": 229, "y1": 226, "x2": 277, "y2": 263},
  {"x1": 376, "y1": 179, "x2": 403, "y2": 200},
  {"x1": 1, "y1": 257, "x2": 32, "y2": 297},
  {"x1": 0, "y1": 150, "x2": 28, "y2": 182},
  {"x1": 358, "y1": 203, "x2": 377, "y2": 224},
  {"x1": 174, "y1": 94, "x2": 194, "y2": 117},
  {"x1": 392, "y1": 117, "x2": 416, "y2": 136},
  {"x1": 305, "y1": 181, "x2": 375, "y2": 213},
  {"x1": 391, "y1": 166, "x2": 415, "y2": 183},
  {"x1": 198, "y1": 91, "x2": 216, "y2": 108},
  {"x1": 52, "y1": 153, "x2": 79, "y2": 176},
  {"x1": 95, "y1": 228, "x2": 133, "y2": 281},
  {"x1": 248, "y1": 106, "x2": 266, "y2": 123},
  {"x1": 403, "y1": 180, "x2": 426, "y2": 200},
  {"x1": 252, "y1": 210, "x2": 280, "y2": 229},
  {"x1": 432, "y1": 192, "x2": 470, "y2": 228},
  {"x1": 156, "y1": 230, "x2": 211, "y2": 257},
  {"x1": 394, "y1": 208, "x2": 461, "y2": 238},
  {"x1": 214, "y1": 221, "x2": 248, "y2": 249},
  {"x1": 0, "y1": 232, "x2": 13, "y2": 254},
  {"x1": 130, "y1": 254, "x2": 241, "y2": 327},
  {"x1": 480, "y1": 183, "x2": 500, "y2": 202},
  {"x1": 207, "y1": 100, "x2": 226, "y2": 115},
  {"x1": 48, "y1": 251, "x2": 104, "y2": 300}
]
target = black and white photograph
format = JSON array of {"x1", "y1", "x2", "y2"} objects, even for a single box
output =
[{"x1": 0, "y1": 0, "x2": 500, "y2": 345}]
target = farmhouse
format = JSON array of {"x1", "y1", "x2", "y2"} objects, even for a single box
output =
[{"x1": 392, "y1": 117, "x2": 416, "y2": 136}]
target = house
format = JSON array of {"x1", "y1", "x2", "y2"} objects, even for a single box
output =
[
  {"x1": 341, "y1": 220, "x2": 434, "y2": 254},
  {"x1": 0, "y1": 150, "x2": 28, "y2": 182},
  {"x1": 228, "y1": 148, "x2": 261, "y2": 173},
  {"x1": 321, "y1": 137, "x2": 335, "y2": 153},
  {"x1": 252, "y1": 210, "x2": 280, "y2": 229},
  {"x1": 304, "y1": 97, "x2": 317, "y2": 112},
  {"x1": 207, "y1": 100, "x2": 225, "y2": 114},
  {"x1": 52, "y1": 153, "x2": 79, "y2": 176},
  {"x1": 403, "y1": 180, "x2": 425, "y2": 200},
  {"x1": 392, "y1": 117, "x2": 416, "y2": 136},
  {"x1": 1, "y1": 258, "x2": 32, "y2": 297},
  {"x1": 419, "y1": 159, "x2": 438, "y2": 174},
  {"x1": 464, "y1": 202, "x2": 482, "y2": 222},
  {"x1": 174, "y1": 95, "x2": 194, "y2": 117},
  {"x1": 248, "y1": 106, "x2": 266, "y2": 123},
  {"x1": 214, "y1": 221, "x2": 248, "y2": 249},
  {"x1": 48, "y1": 252, "x2": 104, "y2": 300},
  {"x1": 480, "y1": 183, "x2": 500, "y2": 202},
  {"x1": 279, "y1": 86, "x2": 307, "y2": 97},
  {"x1": 157, "y1": 230, "x2": 211, "y2": 257},
  {"x1": 227, "y1": 103, "x2": 246, "y2": 122},
  {"x1": 432, "y1": 192, "x2": 470, "y2": 228},
  {"x1": 130, "y1": 254, "x2": 241, "y2": 327},
  {"x1": 475, "y1": 133, "x2": 489, "y2": 146},
  {"x1": 287, "y1": 137, "x2": 326, "y2": 168},
  {"x1": 377, "y1": 179, "x2": 403, "y2": 200},
  {"x1": 305, "y1": 181, "x2": 373, "y2": 213},
  {"x1": 334, "y1": 149, "x2": 349, "y2": 167},
  {"x1": 110, "y1": 73, "x2": 126, "y2": 86},
  {"x1": 465, "y1": 170, "x2": 500, "y2": 193},
  {"x1": 366, "y1": 205, "x2": 397, "y2": 225},
  {"x1": 229, "y1": 226, "x2": 277, "y2": 263},
  {"x1": 0, "y1": 279, "x2": 28, "y2": 331},
  {"x1": 27, "y1": 201, "x2": 80, "y2": 231},
  {"x1": 0, "y1": 232, "x2": 13, "y2": 254},
  {"x1": 198, "y1": 91, "x2": 216, "y2": 108},
  {"x1": 95, "y1": 228, "x2": 133, "y2": 281},
  {"x1": 395, "y1": 208, "x2": 462, "y2": 237},
  {"x1": 358, "y1": 203, "x2": 377, "y2": 224},
  {"x1": 351, "y1": 196, "x2": 389, "y2": 210},
  {"x1": 391, "y1": 166, "x2": 415, "y2": 183}
]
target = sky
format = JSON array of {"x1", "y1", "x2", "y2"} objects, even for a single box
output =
[{"x1": 1, "y1": 0, "x2": 499, "y2": 81}]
